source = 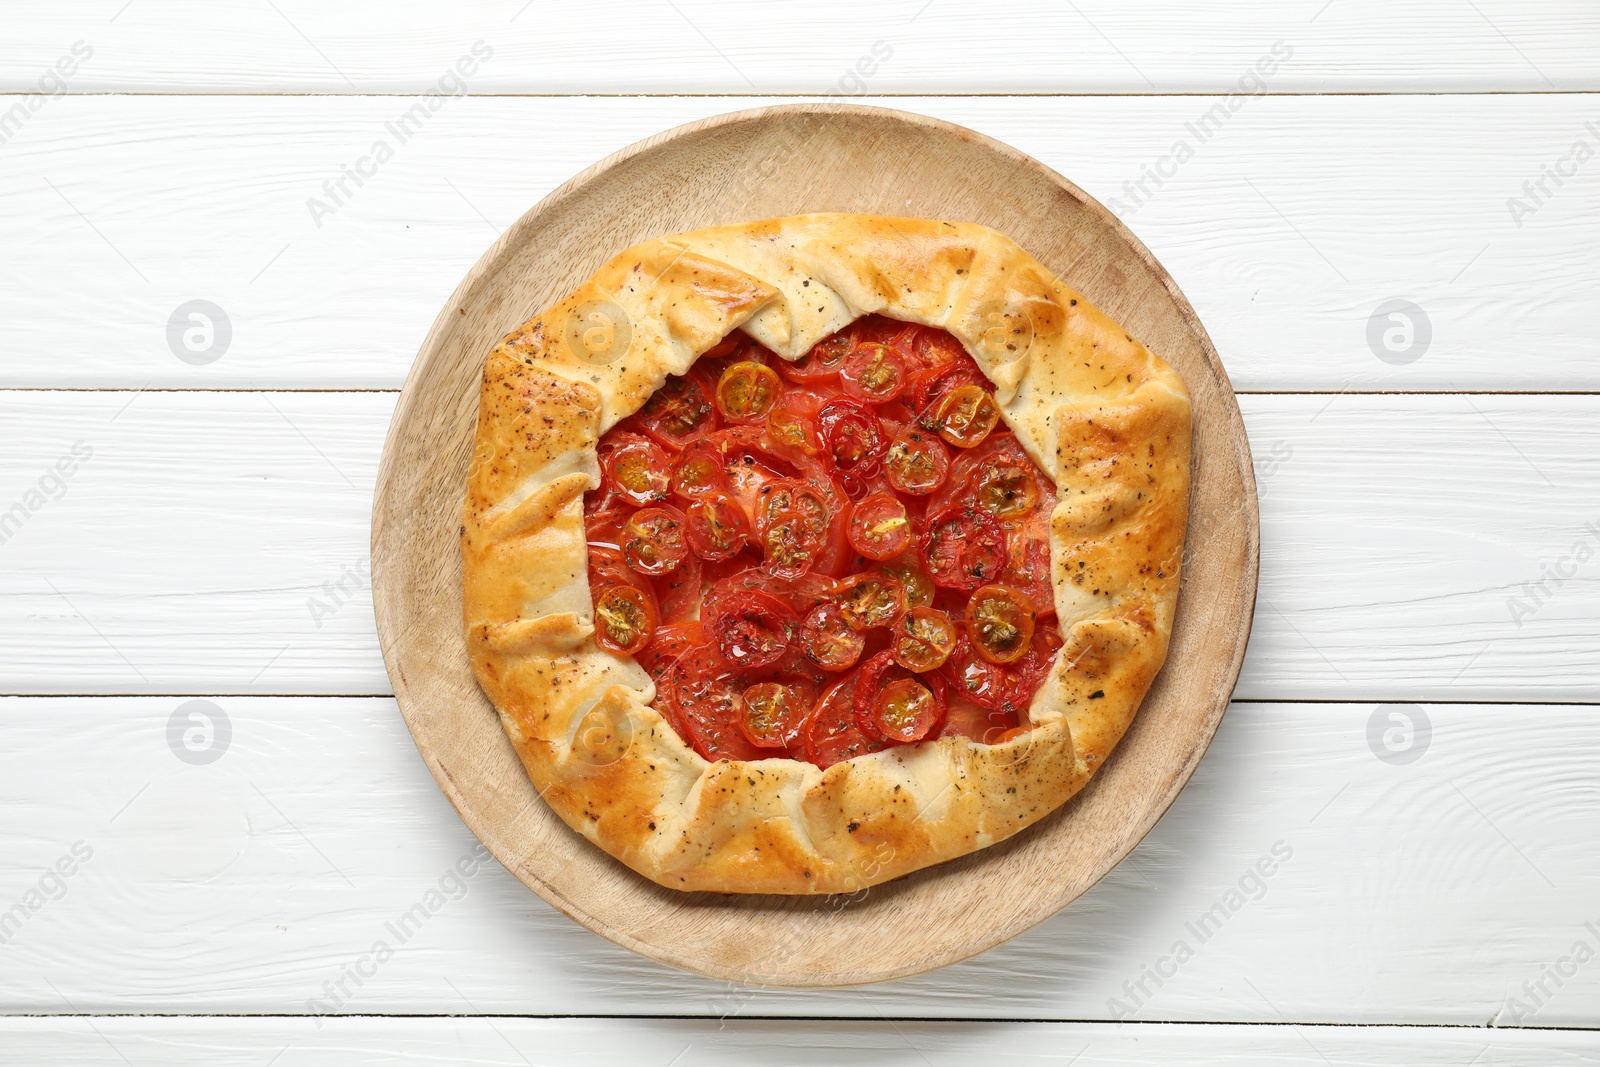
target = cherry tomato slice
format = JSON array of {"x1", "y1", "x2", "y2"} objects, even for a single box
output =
[
  {"x1": 914, "y1": 327, "x2": 967, "y2": 369},
  {"x1": 684, "y1": 492, "x2": 751, "y2": 561},
  {"x1": 940, "y1": 697, "x2": 1020, "y2": 744},
  {"x1": 890, "y1": 606, "x2": 957, "y2": 672},
  {"x1": 973, "y1": 454, "x2": 1042, "y2": 521},
  {"x1": 854, "y1": 651, "x2": 946, "y2": 743},
  {"x1": 1004, "y1": 518, "x2": 1055, "y2": 614},
  {"x1": 704, "y1": 589, "x2": 796, "y2": 670},
  {"x1": 657, "y1": 648, "x2": 765, "y2": 762},
  {"x1": 839, "y1": 341, "x2": 909, "y2": 405},
  {"x1": 633, "y1": 369, "x2": 718, "y2": 449},
  {"x1": 965, "y1": 583, "x2": 1037, "y2": 664},
  {"x1": 593, "y1": 584, "x2": 657, "y2": 656},
  {"x1": 817, "y1": 397, "x2": 887, "y2": 477},
  {"x1": 884, "y1": 428, "x2": 951, "y2": 495},
  {"x1": 765, "y1": 391, "x2": 824, "y2": 456},
  {"x1": 670, "y1": 439, "x2": 729, "y2": 499},
  {"x1": 622, "y1": 505, "x2": 688, "y2": 576},
  {"x1": 934, "y1": 384, "x2": 1001, "y2": 448},
  {"x1": 715, "y1": 361, "x2": 783, "y2": 424},
  {"x1": 804, "y1": 675, "x2": 886, "y2": 769},
  {"x1": 756, "y1": 479, "x2": 833, "y2": 580},
  {"x1": 633, "y1": 619, "x2": 704, "y2": 680},
  {"x1": 873, "y1": 555, "x2": 935, "y2": 608},
  {"x1": 1012, "y1": 616, "x2": 1064, "y2": 695},
  {"x1": 584, "y1": 507, "x2": 630, "y2": 550},
  {"x1": 600, "y1": 434, "x2": 671, "y2": 506},
  {"x1": 736, "y1": 678, "x2": 819, "y2": 749},
  {"x1": 782, "y1": 332, "x2": 853, "y2": 383},
  {"x1": 835, "y1": 572, "x2": 908, "y2": 630},
  {"x1": 847, "y1": 492, "x2": 912, "y2": 561},
  {"x1": 587, "y1": 545, "x2": 653, "y2": 599},
  {"x1": 799, "y1": 599, "x2": 866, "y2": 672},
  {"x1": 939, "y1": 633, "x2": 1020, "y2": 714},
  {"x1": 922, "y1": 506, "x2": 1007, "y2": 591},
  {"x1": 908, "y1": 359, "x2": 987, "y2": 418}
]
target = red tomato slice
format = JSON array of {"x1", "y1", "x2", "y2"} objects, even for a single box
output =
[
  {"x1": 629, "y1": 368, "x2": 719, "y2": 449},
  {"x1": 804, "y1": 675, "x2": 886, "y2": 769},
  {"x1": 1011, "y1": 616, "x2": 1064, "y2": 696},
  {"x1": 964, "y1": 583, "x2": 1037, "y2": 664},
  {"x1": 884, "y1": 427, "x2": 951, "y2": 495},
  {"x1": 839, "y1": 341, "x2": 909, "y2": 405},
  {"x1": 890, "y1": 606, "x2": 957, "y2": 672},
  {"x1": 835, "y1": 572, "x2": 908, "y2": 631},
  {"x1": 704, "y1": 588, "x2": 796, "y2": 670},
  {"x1": 780, "y1": 332, "x2": 852, "y2": 384},
  {"x1": 622, "y1": 505, "x2": 688, "y2": 576},
  {"x1": 684, "y1": 492, "x2": 751, "y2": 561},
  {"x1": 651, "y1": 549, "x2": 701, "y2": 624},
  {"x1": 907, "y1": 358, "x2": 987, "y2": 419},
  {"x1": 798, "y1": 599, "x2": 866, "y2": 672},
  {"x1": 938, "y1": 633, "x2": 1021, "y2": 714},
  {"x1": 817, "y1": 397, "x2": 887, "y2": 480},
  {"x1": 766, "y1": 391, "x2": 824, "y2": 456},
  {"x1": 1004, "y1": 517, "x2": 1055, "y2": 615},
  {"x1": 584, "y1": 507, "x2": 631, "y2": 550},
  {"x1": 715, "y1": 361, "x2": 784, "y2": 424},
  {"x1": 634, "y1": 619, "x2": 704, "y2": 680},
  {"x1": 657, "y1": 647, "x2": 765, "y2": 762},
  {"x1": 939, "y1": 697, "x2": 1019, "y2": 744},
  {"x1": 847, "y1": 492, "x2": 913, "y2": 561},
  {"x1": 853, "y1": 651, "x2": 947, "y2": 743},
  {"x1": 736, "y1": 677, "x2": 819, "y2": 749},
  {"x1": 670, "y1": 439, "x2": 729, "y2": 500},
  {"x1": 922, "y1": 505, "x2": 1008, "y2": 591},
  {"x1": 587, "y1": 545, "x2": 655, "y2": 602},
  {"x1": 599, "y1": 433, "x2": 671, "y2": 506},
  {"x1": 592, "y1": 584, "x2": 656, "y2": 656}
]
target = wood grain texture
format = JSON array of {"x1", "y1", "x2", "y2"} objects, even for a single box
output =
[
  {"x1": 3, "y1": 698, "x2": 1597, "y2": 1025},
  {"x1": 4, "y1": 1, "x2": 1598, "y2": 93},
  {"x1": 1, "y1": 391, "x2": 1593, "y2": 701},
  {"x1": 371, "y1": 104, "x2": 1256, "y2": 984},
  {"x1": 2, "y1": 94, "x2": 1597, "y2": 391},
  {"x1": 3, "y1": 1018, "x2": 1598, "y2": 1065}
]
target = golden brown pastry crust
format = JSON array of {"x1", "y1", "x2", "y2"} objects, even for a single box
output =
[{"x1": 462, "y1": 215, "x2": 1190, "y2": 895}]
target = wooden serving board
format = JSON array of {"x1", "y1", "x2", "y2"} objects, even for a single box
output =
[{"x1": 370, "y1": 103, "x2": 1259, "y2": 988}]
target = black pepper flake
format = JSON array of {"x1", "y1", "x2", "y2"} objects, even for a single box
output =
[
  {"x1": 847, "y1": 821, "x2": 860, "y2": 832},
  {"x1": 1089, "y1": 690, "x2": 1105, "y2": 699}
]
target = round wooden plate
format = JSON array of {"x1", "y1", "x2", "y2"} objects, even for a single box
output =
[{"x1": 371, "y1": 103, "x2": 1259, "y2": 988}]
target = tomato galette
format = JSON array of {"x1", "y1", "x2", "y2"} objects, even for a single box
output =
[{"x1": 462, "y1": 215, "x2": 1190, "y2": 895}]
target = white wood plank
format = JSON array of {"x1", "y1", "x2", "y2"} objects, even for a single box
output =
[
  {"x1": 3, "y1": 2, "x2": 1598, "y2": 93},
  {"x1": 1, "y1": 391, "x2": 1595, "y2": 701},
  {"x1": 2, "y1": 698, "x2": 1597, "y2": 1026},
  {"x1": 2, "y1": 1018, "x2": 1596, "y2": 1066},
  {"x1": 1, "y1": 94, "x2": 1597, "y2": 391}
]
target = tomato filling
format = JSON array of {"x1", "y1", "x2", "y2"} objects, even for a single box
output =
[{"x1": 585, "y1": 315, "x2": 1061, "y2": 768}]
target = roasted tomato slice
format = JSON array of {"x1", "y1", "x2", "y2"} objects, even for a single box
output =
[
  {"x1": 755, "y1": 478, "x2": 834, "y2": 579},
  {"x1": 835, "y1": 572, "x2": 908, "y2": 631},
  {"x1": 633, "y1": 619, "x2": 704, "y2": 680},
  {"x1": 846, "y1": 492, "x2": 912, "y2": 561},
  {"x1": 913, "y1": 327, "x2": 967, "y2": 369},
  {"x1": 592, "y1": 584, "x2": 657, "y2": 656},
  {"x1": 670, "y1": 438, "x2": 729, "y2": 499},
  {"x1": 765, "y1": 391, "x2": 824, "y2": 456},
  {"x1": 839, "y1": 341, "x2": 909, "y2": 405},
  {"x1": 622, "y1": 505, "x2": 688, "y2": 576},
  {"x1": 798, "y1": 599, "x2": 866, "y2": 672},
  {"x1": 631, "y1": 368, "x2": 718, "y2": 449},
  {"x1": 965, "y1": 583, "x2": 1037, "y2": 664},
  {"x1": 715, "y1": 360, "x2": 783, "y2": 424},
  {"x1": 587, "y1": 545, "x2": 653, "y2": 598},
  {"x1": 908, "y1": 358, "x2": 988, "y2": 418},
  {"x1": 600, "y1": 433, "x2": 671, "y2": 505},
  {"x1": 781, "y1": 331, "x2": 853, "y2": 384},
  {"x1": 939, "y1": 633, "x2": 1020, "y2": 714},
  {"x1": 1011, "y1": 616, "x2": 1064, "y2": 694},
  {"x1": 940, "y1": 698, "x2": 1020, "y2": 745},
  {"x1": 873, "y1": 554, "x2": 935, "y2": 608},
  {"x1": 684, "y1": 491, "x2": 751, "y2": 561},
  {"x1": 933, "y1": 384, "x2": 1001, "y2": 448},
  {"x1": 704, "y1": 588, "x2": 796, "y2": 670},
  {"x1": 803, "y1": 675, "x2": 886, "y2": 769},
  {"x1": 658, "y1": 648, "x2": 765, "y2": 762},
  {"x1": 817, "y1": 397, "x2": 887, "y2": 480},
  {"x1": 854, "y1": 651, "x2": 947, "y2": 743},
  {"x1": 1004, "y1": 517, "x2": 1055, "y2": 615},
  {"x1": 736, "y1": 677, "x2": 819, "y2": 749},
  {"x1": 890, "y1": 606, "x2": 957, "y2": 672},
  {"x1": 922, "y1": 505, "x2": 1007, "y2": 591},
  {"x1": 884, "y1": 427, "x2": 950, "y2": 495},
  {"x1": 652, "y1": 549, "x2": 701, "y2": 624}
]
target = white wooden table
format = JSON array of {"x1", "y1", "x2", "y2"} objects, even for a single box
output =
[{"x1": 3, "y1": 3, "x2": 1599, "y2": 1062}]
